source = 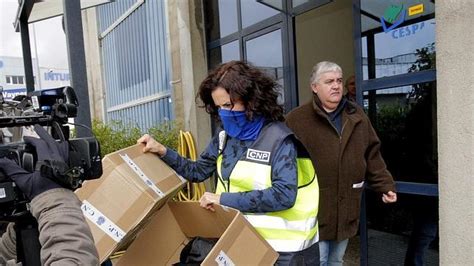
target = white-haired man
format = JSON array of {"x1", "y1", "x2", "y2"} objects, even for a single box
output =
[{"x1": 286, "y1": 61, "x2": 397, "y2": 266}]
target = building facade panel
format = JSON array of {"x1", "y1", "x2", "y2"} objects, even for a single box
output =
[
  {"x1": 0, "y1": 56, "x2": 69, "y2": 100},
  {"x1": 107, "y1": 96, "x2": 172, "y2": 131},
  {"x1": 97, "y1": 0, "x2": 172, "y2": 130},
  {"x1": 97, "y1": 0, "x2": 138, "y2": 32}
]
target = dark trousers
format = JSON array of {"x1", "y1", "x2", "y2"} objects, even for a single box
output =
[
  {"x1": 276, "y1": 243, "x2": 320, "y2": 266},
  {"x1": 404, "y1": 197, "x2": 438, "y2": 266}
]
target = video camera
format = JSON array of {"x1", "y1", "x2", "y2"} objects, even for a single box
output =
[{"x1": 0, "y1": 86, "x2": 102, "y2": 221}]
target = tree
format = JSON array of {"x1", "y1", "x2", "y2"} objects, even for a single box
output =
[
  {"x1": 404, "y1": 42, "x2": 438, "y2": 182},
  {"x1": 407, "y1": 42, "x2": 436, "y2": 101}
]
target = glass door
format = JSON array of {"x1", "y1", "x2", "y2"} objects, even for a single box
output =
[{"x1": 354, "y1": 0, "x2": 438, "y2": 265}]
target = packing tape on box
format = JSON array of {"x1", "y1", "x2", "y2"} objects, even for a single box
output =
[
  {"x1": 119, "y1": 153, "x2": 165, "y2": 198},
  {"x1": 81, "y1": 200, "x2": 126, "y2": 242},
  {"x1": 215, "y1": 250, "x2": 235, "y2": 266}
]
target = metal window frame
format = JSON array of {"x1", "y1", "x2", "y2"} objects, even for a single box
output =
[
  {"x1": 291, "y1": 0, "x2": 332, "y2": 16},
  {"x1": 282, "y1": 0, "x2": 298, "y2": 111},
  {"x1": 206, "y1": 14, "x2": 283, "y2": 50},
  {"x1": 257, "y1": 0, "x2": 332, "y2": 16},
  {"x1": 205, "y1": 0, "x2": 302, "y2": 112}
]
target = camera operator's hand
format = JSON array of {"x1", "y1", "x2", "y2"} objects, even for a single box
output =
[
  {"x1": 0, "y1": 125, "x2": 68, "y2": 200},
  {"x1": 24, "y1": 124, "x2": 69, "y2": 163}
]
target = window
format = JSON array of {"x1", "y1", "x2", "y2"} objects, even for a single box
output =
[
  {"x1": 204, "y1": 0, "x2": 288, "y2": 107},
  {"x1": 205, "y1": 0, "x2": 298, "y2": 129},
  {"x1": 5, "y1": 75, "x2": 25, "y2": 85},
  {"x1": 356, "y1": 1, "x2": 438, "y2": 264},
  {"x1": 205, "y1": 0, "x2": 326, "y2": 111},
  {"x1": 246, "y1": 30, "x2": 283, "y2": 70},
  {"x1": 245, "y1": 29, "x2": 284, "y2": 103},
  {"x1": 209, "y1": 40, "x2": 240, "y2": 69},
  {"x1": 205, "y1": 0, "x2": 238, "y2": 42},
  {"x1": 240, "y1": 0, "x2": 279, "y2": 28},
  {"x1": 360, "y1": 0, "x2": 435, "y2": 79},
  {"x1": 363, "y1": 82, "x2": 437, "y2": 183}
]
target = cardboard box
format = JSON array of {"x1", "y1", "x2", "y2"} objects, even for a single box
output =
[
  {"x1": 115, "y1": 201, "x2": 279, "y2": 265},
  {"x1": 75, "y1": 144, "x2": 186, "y2": 262}
]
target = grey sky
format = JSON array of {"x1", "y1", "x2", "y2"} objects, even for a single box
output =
[{"x1": 0, "y1": 0, "x2": 68, "y2": 69}]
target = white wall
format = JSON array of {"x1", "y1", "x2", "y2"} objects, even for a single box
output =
[
  {"x1": 0, "y1": 56, "x2": 39, "y2": 90},
  {"x1": 437, "y1": 0, "x2": 474, "y2": 263},
  {"x1": 167, "y1": 0, "x2": 211, "y2": 154},
  {"x1": 83, "y1": 8, "x2": 106, "y2": 121}
]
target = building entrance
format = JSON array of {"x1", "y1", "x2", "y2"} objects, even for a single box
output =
[{"x1": 204, "y1": 1, "x2": 438, "y2": 264}]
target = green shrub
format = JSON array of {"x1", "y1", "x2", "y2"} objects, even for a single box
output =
[
  {"x1": 92, "y1": 119, "x2": 179, "y2": 157},
  {"x1": 148, "y1": 123, "x2": 179, "y2": 151}
]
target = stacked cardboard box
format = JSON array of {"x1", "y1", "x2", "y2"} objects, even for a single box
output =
[
  {"x1": 76, "y1": 144, "x2": 278, "y2": 264},
  {"x1": 116, "y1": 201, "x2": 278, "y2": 265},
  {"x1": 75, "y1": 144, "x2": 186, "y2": 262}
]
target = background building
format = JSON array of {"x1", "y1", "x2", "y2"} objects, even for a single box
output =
[{"x1": 0, "y1": 56, "x2": 69, "y2": 100}]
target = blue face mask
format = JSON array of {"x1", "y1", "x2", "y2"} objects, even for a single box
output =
[{"x1": 218, "y1": 109, "x2": 264, "y2": 141}]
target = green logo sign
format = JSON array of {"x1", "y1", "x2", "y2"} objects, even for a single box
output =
[{"x1": 383, "y1": 4, "x2": 404, "y2": 23}]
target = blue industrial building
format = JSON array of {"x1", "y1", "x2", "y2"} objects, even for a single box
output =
[{"x1": 97, "y1": 0, "x2": 173, "y2": 131}]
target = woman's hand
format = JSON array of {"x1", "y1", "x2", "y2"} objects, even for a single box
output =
[
  {"x1": 199, "y1": 192, "x2": 221, "y2": 212},
  {"x1": 137, "y1": 134, "x2": 167, "y2": 157}
]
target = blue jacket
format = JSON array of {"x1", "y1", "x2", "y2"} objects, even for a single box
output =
[{"x1": 161, "y1": 128, "x2": 298, "y2": 213}]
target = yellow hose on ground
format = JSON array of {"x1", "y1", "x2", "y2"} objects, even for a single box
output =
[
  {"x1": 109, "y1": 251, "x2": 126, "y2": 260},
  {"x1": 176, "y1": 130, "x2": 206, "y2": 201}
]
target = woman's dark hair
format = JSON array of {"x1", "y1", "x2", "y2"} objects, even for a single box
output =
[{"x1": 197, "y1": 60, "x2": 284, "y2": 122}]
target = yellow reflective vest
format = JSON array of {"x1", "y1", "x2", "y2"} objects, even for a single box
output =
[{"x1": 215, "y1": 122, "x2": 319, "y2": 252}]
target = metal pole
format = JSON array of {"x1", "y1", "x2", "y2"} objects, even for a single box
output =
[
  {"x1": 359, "y1": 190, "x2": 368, "y2": 266},
  {"x1": 352, "y1": 0, "x2": 364, "y2": 105},
  {"x1": 367, "y1": 34, "x2": 377, "y2": 125},
  {"x1": 352, "y1": 1, "x2": 368, "y2": 265},
  {"x1": 19, "y1": 17, "x2": 35, "y2": 93},
  {"x1": 62, "y1": 0, "x2": 92, "y2": 137},
  {"x1": 31, "y1": 23, "x2": 42, "y2": 90}
]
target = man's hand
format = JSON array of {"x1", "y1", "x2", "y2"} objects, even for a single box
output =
[
  {"x1": 0, "y1": 125, "x2": 69, "y2": 200},
  {"x1": 382, "y1": 191, "x2": 397, "y2": 203},
  {"x1": 137, "y1": 134, "x2": 167, "y2": 157},
  {"x1": 199, "y1": 192, "x2": 221, "y2": 212}
]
